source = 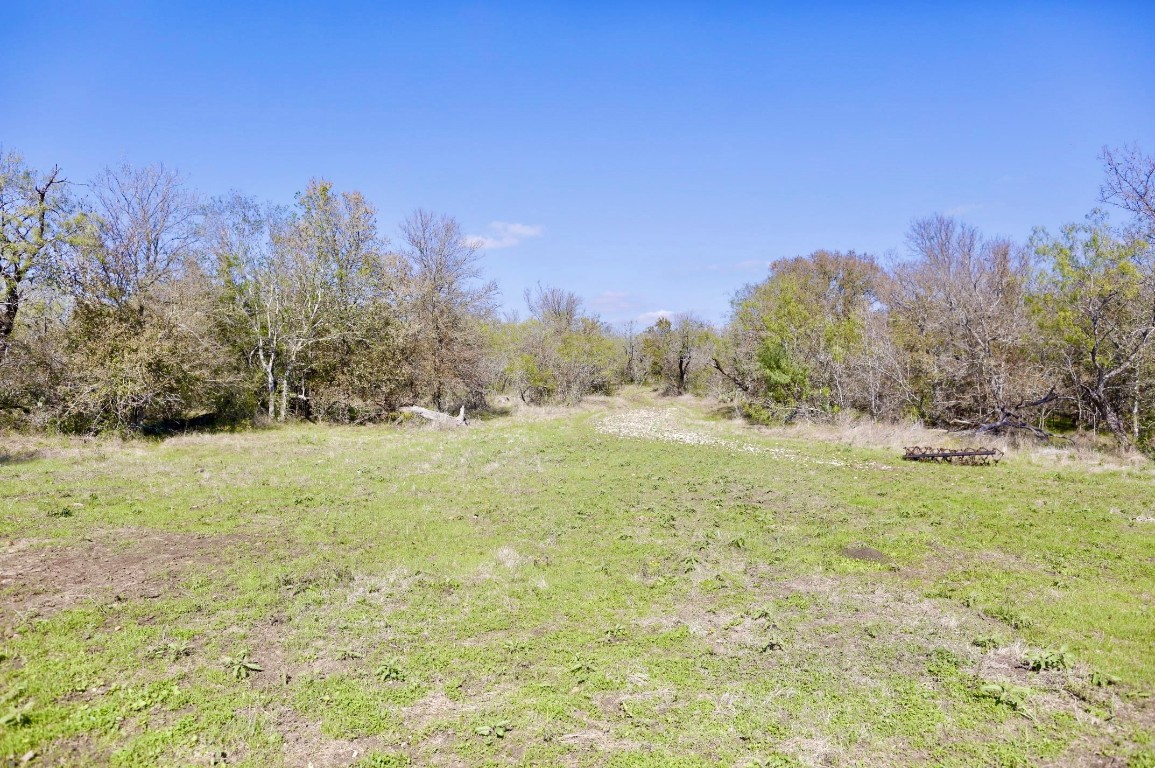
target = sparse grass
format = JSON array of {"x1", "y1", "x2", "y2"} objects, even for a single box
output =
[{"x1": 1, "y1": 391, "x2": 1154, "y2": 766}]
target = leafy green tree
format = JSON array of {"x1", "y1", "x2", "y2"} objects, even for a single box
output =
[
  {"x1": 720, "y1": 250, "x2": 882, "y2": 415},
  {"x1": 642, "y1": 314, "x2": 713, "y2": 395},
  {"x1": 500, "y1": 285, "x2": 622, "y2": 404},
  {"x1": 209, "y1": 181, "x2": 399, "y2": 421},
  {"x1": 1031, "y1": 213, "x2": 1155, "y2": 447}
]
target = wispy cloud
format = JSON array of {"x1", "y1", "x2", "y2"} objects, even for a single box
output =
[
  {"x1": 465, "y1": 221, "x2": 543, "y2": 249},
  {"x1": 635, "y1": 309, "x2": 674, "y2": 325}
]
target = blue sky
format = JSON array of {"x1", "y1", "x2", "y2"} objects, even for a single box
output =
[{"x1": 4, "y1": 2, "x2": 1154, "y2": 324}]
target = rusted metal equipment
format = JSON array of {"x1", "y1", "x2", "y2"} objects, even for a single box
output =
[{"x1": 902, "y1": 446, "x2": 1003, "y2": 465}]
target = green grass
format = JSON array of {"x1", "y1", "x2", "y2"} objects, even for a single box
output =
[{"x1": 2, "y1": 394, "x2": 1154, "y2": 766}]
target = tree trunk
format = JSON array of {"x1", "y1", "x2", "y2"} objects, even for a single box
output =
[
  {"x1": 1134, "y1": 382, "x2": 1141, "y2": 444},
  {"x1": 267, "y1": 371, "x2": 276, "y2": 420},
  {"x1": 1089, "y1": 385, "x2": 1130, "y2": 448},
  {"x1": 257, "y1": 343, "x2": 277, "y2": 420},
  {"x1": 0, "y1": 279, "x2": 18, "y2": 358},
  {"x1": 279, "y1": 373, "x2": 290, "y2": 422},
  {"x1": 677, "y1": 354, "x2": 690, "y2": 394}
]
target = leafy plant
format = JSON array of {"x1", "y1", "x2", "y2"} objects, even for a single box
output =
[
  {"x1": 972, "y1": 635, "x2": 1001, "y2": 652},
  {"x1": 0, "y1": 705, "x2": 32, "y2": 728},
  {"x1": 222, "y1": 653, "x2": 263, "y2": 680},
  {"x1": 375, "y1": 660, "x2": 405, "y2": 682},
  {"x1": 475, "y1": 720, "x2": 512, "y2": 742},
  {"x1": 568, "y1": 660, "x2": 594, "y2": 683},
  {"x1": 1024, "y1": 647, "x2": 1072, "y2": 672},
  {"x1": 0, "y1": 687, "x2": 32, "y2": 728},
  {"x1": 149, "y1": 640, "x2": 192, "y2": 661},
  {"x1": 979, "y1": 682, "x2": 1031, "y2": 715},
  {"x1": 1091, "y1": 670, "x2": 1121, "y2": 687}
]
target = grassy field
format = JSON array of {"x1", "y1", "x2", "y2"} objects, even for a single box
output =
[{"x1": 2, "y1": 392, "x2": 1154, "y2": 767}]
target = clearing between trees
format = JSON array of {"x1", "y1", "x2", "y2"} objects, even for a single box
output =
[{"x1": 1, "y1": 394, "x2": 1154, "y2": 767}]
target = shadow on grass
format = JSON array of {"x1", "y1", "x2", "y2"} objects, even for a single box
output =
[
  {"x1": 0, "y1": 448, "x2": 41, "y2": 466},
  {"x1": 136, "y1": 412, "x2": 270, "y2": 439},
  {"x1": 469, "y1": 404, "x2": 514, "y2": 422}
]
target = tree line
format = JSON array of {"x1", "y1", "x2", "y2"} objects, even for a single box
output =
[{"x1": 2, "y1": 146, "x2": 1154, "y2": 448}]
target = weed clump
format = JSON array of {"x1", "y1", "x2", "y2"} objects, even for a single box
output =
[
  {"x1": 979, "y1": 681, "x2": 1031, "y2": 715},
  {"x1": 1023, "y1": 647, "x2": 1072, "y2": 672},
  {"x1": 221, "y1": 653, "x2": 263, "y2": 680},
  {"x1": 475, "y1": 720, "x2": 512, "y2": 742},
  {"x1": 375, "y1": 660, "x2": 405, "y2": 682}
]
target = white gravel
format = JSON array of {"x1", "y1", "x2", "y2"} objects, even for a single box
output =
[{"x1": 597, "y1": 408, "x2": 889, "y2": 470}]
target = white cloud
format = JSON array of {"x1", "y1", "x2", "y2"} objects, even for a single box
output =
[
  {"x1": 465, "y1": 221, "x2": 543, "y2": 249},
  {"x1": 635, "y1": 309, "x2": 675, "y2": 325}
]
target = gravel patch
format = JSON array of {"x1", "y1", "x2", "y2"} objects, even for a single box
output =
[{"x1": 597, "y1": 408, "x2": 890, "y2": 470}]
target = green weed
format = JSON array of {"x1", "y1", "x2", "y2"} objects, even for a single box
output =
[
  {"x1": 1024, "y1": 647, "x2": 1072, "y2": 672},
  {"x1": 221, "y1": 653, "x2": 263, "y2": 680}
]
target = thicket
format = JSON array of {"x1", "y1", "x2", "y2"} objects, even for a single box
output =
[{"x1": 2, "y1": 145, "x2": 1153, "y2": 448}]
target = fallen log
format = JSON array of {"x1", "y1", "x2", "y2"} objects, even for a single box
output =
[{"x1": 399, "y1": 405, "x2": 468, "y2": 426}]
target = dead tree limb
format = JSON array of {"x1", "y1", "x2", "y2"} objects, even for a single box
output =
[
  {"x1": 400, "y1": 405, "x2": 468, "y2": 426},
  {"x1": 711, "y1": 357, "x2": 755, "y2": 395},
  {"x1": 966, "y1": 388, "x2": 1062, "y2": 439}
]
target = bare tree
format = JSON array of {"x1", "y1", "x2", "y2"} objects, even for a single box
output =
[
  {"x1": 887, "y1": 215, "x2": 1041, "y2": 426},
  {"x1": 75, "y1": 163, "x2": 201, "y2": 310},
  {"x1": 1102, "y1": 144, "x2": 1155, "y2": 237},
  {"x1": 57, "y1": 163, "x2": 239, "y2": 431},
  {"x1": 398, "y1": 209, "x2": 498, "y2": 410},
  {"x1": 0, "y1": 151, "x2": 79, "y2": 358},
  {"x1": 620, "y1": 320, "x2": 648, "y2": 385},
  {"x1": 525, "y1": 282, "x2": 582, "y2": 330}
]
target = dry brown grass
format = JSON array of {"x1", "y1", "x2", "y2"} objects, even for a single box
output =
[{"x1": 737, "y1": 412, "x2": 1149, "y2": 470}]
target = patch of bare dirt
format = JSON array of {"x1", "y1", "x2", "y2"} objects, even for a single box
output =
[
  {"x1": 0, "y1": 529, "x2": 239, "y2": 625},
  {"x1": 640, "y1": 572, "x2": 1140, "y2": 766},
  {"x1": 403, "y1": 689, "x2": 468, "y2": 731},
  {"x1": 12, "y1": 732, "x2": 109, "y2": 767},
  {"x1": 271, "y1": 708, "x2": 389, "y2": 768},
  {"x1": 841, "y1": 545, "x2": 889, "y2": 563},
  {"x1": 402, "y1": 681, "x2": 510, "y2": 733}
]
